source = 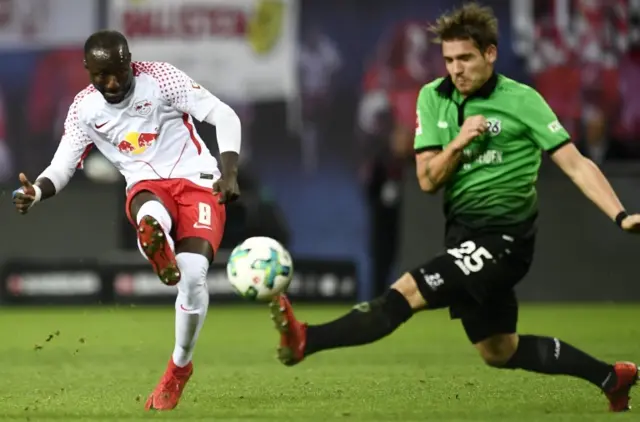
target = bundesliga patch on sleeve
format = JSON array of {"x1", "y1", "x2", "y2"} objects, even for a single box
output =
[
  {"x1": 547, "y1": 120, "x2": 564, "y2": 133},
  {"x1": 415, "y1": 110, "x2": 423, "y2": 135}
]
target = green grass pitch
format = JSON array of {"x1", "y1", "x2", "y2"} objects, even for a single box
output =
[{"x1": 0, "y1": 303, "x2": 638, "y2": 421}]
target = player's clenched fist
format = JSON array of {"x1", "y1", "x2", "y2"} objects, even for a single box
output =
[
  {"x1": 12, "y1": 173, "x2": 36, "y2": 215},
  {"x1": 212, "y1": 175, "x2": 240, "y2": 205},
  {"x1": 453, "y1": 115, "x2": 488, "y2": 150}
]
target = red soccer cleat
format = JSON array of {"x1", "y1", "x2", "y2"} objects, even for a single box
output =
[
  {"x1": 137, "y1": 215, "x2": 180, "y2": 285},
  {"x1": 269, "y1": 294, "x2": 307, "y2": 366},
  {"x1": 145, "y1": 359, "x2": 193, "y2": 411},
  {"x1": 605, "y1": 361, "x2": 638, "y2": 412}
]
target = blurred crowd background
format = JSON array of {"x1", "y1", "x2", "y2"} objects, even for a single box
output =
[{"x1": 1, "y1": 0, "x2": 640, "y2": 304}]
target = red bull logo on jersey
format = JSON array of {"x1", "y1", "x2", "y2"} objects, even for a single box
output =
[{"x1": 117, "y1": 132, "x2": 158, "y2": 155}]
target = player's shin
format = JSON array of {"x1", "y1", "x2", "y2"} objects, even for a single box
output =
[
  {"x1": 502, "y1": 335, "x2": 617, "y2": 391},
  {"x1": 172, "y1": 253, "x2": 210, "y2": 367},
  {"x1": 305, "y1": 288, "x2": 413, "y2": 355}
]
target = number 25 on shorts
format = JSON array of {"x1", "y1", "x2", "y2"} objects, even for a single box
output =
[{"x1": 447, "y1": 241, "x2": 493, "y2": 275}]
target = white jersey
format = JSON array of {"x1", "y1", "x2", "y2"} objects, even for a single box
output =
[{"x1": 47, "y1": 61, "x2": 223, "y2": 191}]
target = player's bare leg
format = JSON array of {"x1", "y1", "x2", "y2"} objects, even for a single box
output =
[
  {"x1": 145, "y1": 237, "x2": 213, "y2": 411},
  {"x1": 130, "y1": 192, "x2": 180, "y2": 285},
  {"x1": 270, "y1": 272, "x2": 420, "y2": 366}
]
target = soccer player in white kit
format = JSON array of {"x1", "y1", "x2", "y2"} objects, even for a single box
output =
[{"x1": 12, "y1": 30, "x2": 242, "y2": 411}]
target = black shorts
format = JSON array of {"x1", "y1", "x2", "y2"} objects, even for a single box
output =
[{"x1": 409, "y1": 232, "x2": 535, "y2": 344}]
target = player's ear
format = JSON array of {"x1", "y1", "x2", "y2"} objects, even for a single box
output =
[
  {"x1": 83, "y1": 59, "x2": 88, "y2": 69},
  {"x1": 484, "y1": 45, "x2": 497, "y2": 64}
]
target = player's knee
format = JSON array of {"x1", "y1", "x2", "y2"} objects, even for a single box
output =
[
  {"x1": 351, "y1": 287, "x2": 413, "y2": 333},
  {"x1": 176, "y1": 252, "x2": 209, "y2": 296},
  {"x1": 390, "y1": 273, "x2": 427, "y2": 310},
  {"x1": 136, "y1": 199, "x2": 172, "y2": 232},
  {"x1": 474, "y1": 333, "x2": 519, "y2": 368}
]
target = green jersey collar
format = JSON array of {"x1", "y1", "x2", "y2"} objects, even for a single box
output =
[{"x1": 435, "y1": 72, "x2": 499, "y2": 100}]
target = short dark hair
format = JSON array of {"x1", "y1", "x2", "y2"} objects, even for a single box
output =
[
  {"x1": 84, "y1": 30, "x2": 129, "y2": 56},
  {"x1": 429, "y1": 2, "x2": 498, "y2": 52}
]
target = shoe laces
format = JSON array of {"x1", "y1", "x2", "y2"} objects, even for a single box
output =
[{"x1": 159, "y1": 371, "x2": 185, "y2": 393}]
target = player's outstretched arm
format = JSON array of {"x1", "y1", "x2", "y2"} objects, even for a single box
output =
[
  {"x1": 13, "y1": 139, "x2": 88, "y2": 214},
  {"x1": 550, "y1": 142, "x2": 640, "y2": 232},
  {"x1": 12, "y1": 97, "x2": 93, "y2": 215},
  {"x1": 12, "y1": 173, "x2": 57, "y2": 214},
  {"x1": 520, "y1": 87, "x2": 640, "y2": 231}
]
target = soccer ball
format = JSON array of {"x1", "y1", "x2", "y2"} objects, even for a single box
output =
[{"x1": 226, "y1": 236, "x2": 293, "y2": 301}]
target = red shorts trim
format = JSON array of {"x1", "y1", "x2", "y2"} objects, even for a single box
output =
[{"x1": 125, "y1": 179, "x2": 226, "y2": 253}]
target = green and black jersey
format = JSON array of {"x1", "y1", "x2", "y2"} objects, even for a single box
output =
[{"x1": 414, "y1": 73, "x2": 570, "y2": 238}]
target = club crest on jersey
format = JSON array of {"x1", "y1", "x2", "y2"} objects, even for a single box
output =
[
  {"x1": 134, "y1": 100, "x2": 153, "y2": 116},
  {"x1": 486, "y1": 118, "x2": 502, "y2": 136},
  {"x1": 116, "y1": 131, "x2": 158, "y2": 155}
]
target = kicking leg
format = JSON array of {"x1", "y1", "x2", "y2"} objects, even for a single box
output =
[
  {"x1": 271, "y1": 244, "x2": 477, "y2": 366},
  {"x1": 130, "y1": 191, "x2": 180, "y2": 285},
  {"x1": 271, "y1": 271, "x2": 424, "y2": 366}
]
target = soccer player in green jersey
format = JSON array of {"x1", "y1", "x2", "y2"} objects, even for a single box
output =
[{"x1": 269, "y1": 3, "x2": 640, "y2": 412}]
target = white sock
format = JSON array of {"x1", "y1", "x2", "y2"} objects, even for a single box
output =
[
  {"x1": 172, "y1": 252, "x2": 210, "y2": 367},
  {"x1": 136, "y1": 200, "x2": 175, "y2": 254}
]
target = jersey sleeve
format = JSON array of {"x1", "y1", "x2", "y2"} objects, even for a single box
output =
[
  {"x1": 38, "y1": 95, "x2": 94, "y2": 192},
  {"x1": 147, "y1": 62, "x2": 221, "y2": 122},
  {"x1": 520, "y1": 88, "x2": 571, "y2": 151},
  {"x1": 414, "y1": 85, "x2": 442, "y2": 152}
]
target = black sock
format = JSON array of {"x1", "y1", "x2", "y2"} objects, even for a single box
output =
[
  {"x1": 504, "y1": 335, "x2": 617, "y2": 391},
  {"x1": 305, "y1": 289, "x2": 413, "y2": 355}
]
